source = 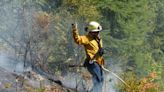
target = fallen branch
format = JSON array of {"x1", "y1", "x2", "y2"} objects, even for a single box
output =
[{"x1": 68, "y1": 64, "x2": 83, "y2": 67}]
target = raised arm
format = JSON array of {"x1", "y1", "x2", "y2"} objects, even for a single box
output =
[{"x1": 72, "y1": 24, "x2": 89, "y2": 45}]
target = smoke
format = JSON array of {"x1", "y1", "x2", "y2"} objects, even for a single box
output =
[
  {"x1": 0, "y1": 53, "x2": 31, "y2": 73},
  {"x1": 58, "y1": 65, "x2": 122, "y2": 92},
  {"x1": 0, "y1": 0, "x2": 40, "y2": 73},
  {"x1": 0, "y1": 0, "x2": 123, "y2": 91},
  {"x1": 60, "y1": 73, "x2": 78, "y2": 88},
  {"x1": 103, "y1": 73, "x2": 117, "y2": 92}
]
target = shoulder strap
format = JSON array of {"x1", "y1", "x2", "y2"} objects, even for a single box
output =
[
  {"x1": 91, "y1": 38, "x2": 102, "y2": 60},
  {"x1": 96, "y1": 38, "x2": 102, "y2": 49}
]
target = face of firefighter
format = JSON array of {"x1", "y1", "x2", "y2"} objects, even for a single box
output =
[{"x1": 89, "y1": 31, "x2": 99, "y2": 38}]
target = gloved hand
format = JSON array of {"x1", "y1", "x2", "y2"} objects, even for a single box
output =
[
  {"x1": 83, "y1": 59, "x2": 96, "y2": 67},
  {"x1": 98, "y1": 48, "x2": 104, "y2": 56},
  {"x1": 89, "y1": 59, "x2": 96, "y2": 64},
  {"x1": 72, "y1": 23, "x2": 77, "y2": 30}
]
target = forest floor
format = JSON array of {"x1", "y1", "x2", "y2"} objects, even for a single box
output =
[{"x1": 0, "y1": 67, "x2": 77, "y2": 92}]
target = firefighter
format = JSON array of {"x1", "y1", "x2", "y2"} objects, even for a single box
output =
[{"x1": 72, "y1": 21, "x2": 104, "y2": 92}]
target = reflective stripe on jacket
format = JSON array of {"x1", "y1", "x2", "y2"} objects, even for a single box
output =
[{"x1": 72, "y1": 28, "x2": 104, "y2": 66}]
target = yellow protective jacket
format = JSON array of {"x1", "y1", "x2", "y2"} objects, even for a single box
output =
[{"x1": 72, "y1": 28, "x2": 104, "y2": 66}]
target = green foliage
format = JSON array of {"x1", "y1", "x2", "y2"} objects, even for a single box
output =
[
  {"x1": 34, "y1": 0, "x2": 63, "y2": 12},
  {"x1": 62, "y1": 0, "x2": 102, "y2": 22},
  {"x1": 119, "y1": 71, "x2": 161, "y2": 92},
  {"x1": 36, "y1": 88, "x2": 45, "y2": 92},
  {"x1": 13, "y1": 0, "x2": 164, "y2": 90}
]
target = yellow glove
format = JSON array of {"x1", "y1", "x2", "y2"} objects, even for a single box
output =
[{"x1": 72, "y1": 23, "x2": 77, "y2": 30}]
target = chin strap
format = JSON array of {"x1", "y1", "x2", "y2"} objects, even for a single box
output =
[{"x1": 101, "y1": 66, "x2": 130, "y2": 88}]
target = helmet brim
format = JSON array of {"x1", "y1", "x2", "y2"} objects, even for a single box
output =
[{"x1": 90, "y1": 29, "x2": 101, "y2": 32}]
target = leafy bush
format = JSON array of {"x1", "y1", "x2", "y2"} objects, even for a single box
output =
[{"x1": 118, "y1": 71, "x2": 161, "y2": 92}]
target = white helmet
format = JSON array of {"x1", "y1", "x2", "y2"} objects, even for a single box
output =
[{"x1": 86, "y1": 21, "x2": 102, "y2": 32}]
